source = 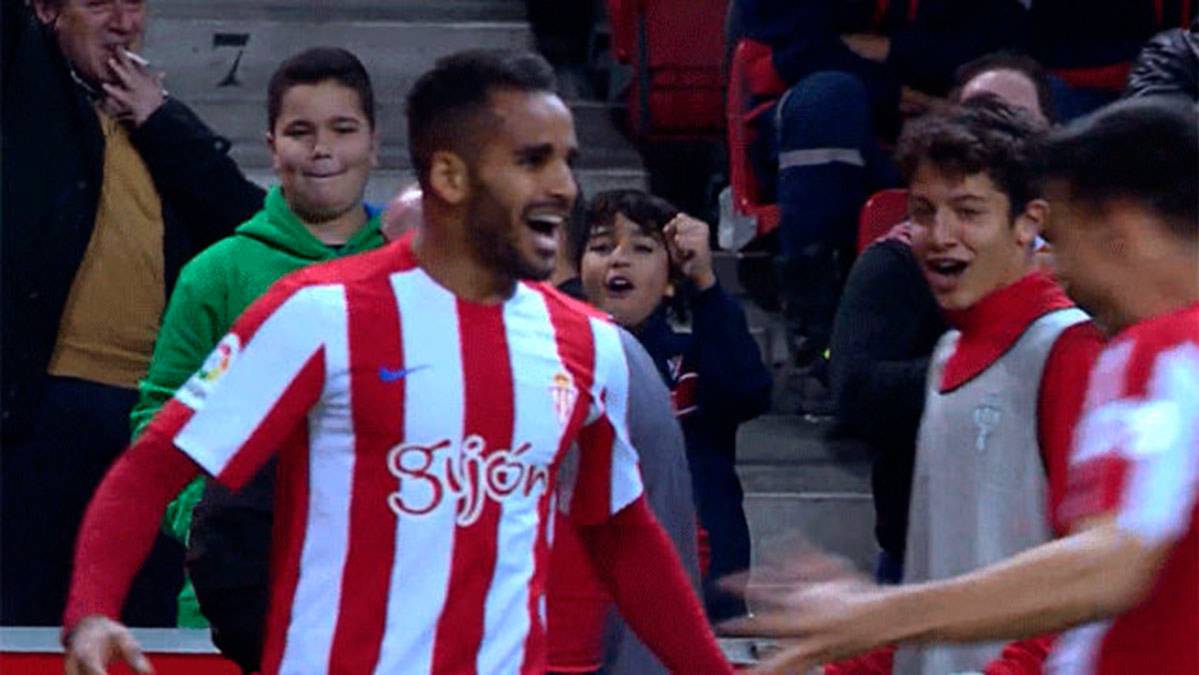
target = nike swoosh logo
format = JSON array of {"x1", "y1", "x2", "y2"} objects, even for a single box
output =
[{"x1": 378, "y1": 364, "x2": 430, "y2": 382}]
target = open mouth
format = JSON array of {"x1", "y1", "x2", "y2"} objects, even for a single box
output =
[
  {"x1": 605, "y1": 275, "x2": 635, "y2": 297},
  {"x1": 924, "y1": 258, "x2": 970, "y2": 291},
  {"x1": 525, "y1": 212, "x2": 564, "y2": 237}
]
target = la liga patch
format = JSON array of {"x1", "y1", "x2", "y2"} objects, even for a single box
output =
[{"x1": 178, "y1": 333, "x2": 241, "y2": 409}]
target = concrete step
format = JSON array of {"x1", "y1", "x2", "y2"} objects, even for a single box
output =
[
  {"x1": 208, "y1": 100, "x2": 640, "y2": 171},
  {"x1": 737, "y1": 414, "x2": 870, "y2": 466},
  {"x1": 142, "y1": 19, "x2": 531, "y2": 108},
  {"x1": 242, "y1": 166, "x2": 648, "y2": 208},
  {"x1": 150, "y1": 0, "x2": 526, "y2": 22},
  {"x1": 737, "y1": 461, "x2": 867, "y2": 494},
  {"x1": 736, "y1": 415, "x2": 877, "y2": 573}
]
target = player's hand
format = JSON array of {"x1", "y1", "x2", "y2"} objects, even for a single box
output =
[
  {"x1": 841, "y1": 34, "x2": 891, "y2": 63},
  {"x1": 718, "y1": 549, "x2": 892, "y2": 673},
  {"x1": 663, "y1": 213, "x2": 716, "y2": 291},
  {"x1": 102, "y1": 50, "x2": 166, "y2": 127},
  {"x1": 65, "y1": 615, "x2": 153, "y2": 675}
]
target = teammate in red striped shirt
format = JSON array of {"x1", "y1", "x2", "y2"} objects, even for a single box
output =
[
  {"x1": 63, "y1": 49, "x2": 730, "y2": 675},
  {"x1": 724, "y1": 98, "x2": 1199, "y2": 674}
]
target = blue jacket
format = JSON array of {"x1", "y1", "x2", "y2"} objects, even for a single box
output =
[{"x1": 633, "y1": 283, "x2": 773, "y2": 458}]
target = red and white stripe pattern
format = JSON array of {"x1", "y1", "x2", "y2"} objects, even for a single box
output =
[
  {"x1": 1052, "y1": 304, "x2": 1199, "y2": 674},
  {"x1": 169, "y1": 241, "x2": 644, "y2": 674}
]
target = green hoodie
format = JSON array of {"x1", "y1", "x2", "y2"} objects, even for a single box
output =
[{"x1": 130, "y1": 185, "x2": 384, "y2": 626}]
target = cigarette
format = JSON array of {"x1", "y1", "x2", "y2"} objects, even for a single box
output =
[{"x1": 121, "y1": 49, "x2": 150, "y2": 67}]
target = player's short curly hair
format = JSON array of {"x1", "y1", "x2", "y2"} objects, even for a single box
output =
[{"x1": 896, "y1": 96, "x2": 1047, "y2": 218}]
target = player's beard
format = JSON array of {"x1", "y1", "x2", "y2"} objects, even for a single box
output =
[{"x1": 465, "y1": 176, "x2": 553, "y2": 283}]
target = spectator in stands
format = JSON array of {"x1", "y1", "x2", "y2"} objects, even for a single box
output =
[
  {"x1": 578, "y1": 190, "x2": 773, "y2": 621},
  {"x1": 127, "y1": 46, "x2": 385, "y2": 663},
  {"x1": 734, "y1": 0, "x2": 1028, "y2": 383},
  {"x1": 830, "y1": 51, "x2": 1056, "y2": 585},
  {"x1": 525, "y1": 0, "x2": 597, "y2": 98},
  {"x1": 1, "y1": 0, "x2": 264, "y2": 626},
  {"x1": 953, "y1": 52, "x2": 1056, "y2": 124},
  {"x1": 1124, "y1": 15, "x2": 1199, "y2": 102},
  {"x1": 547, "y1": 222, "x2": 701, "y2": 673},
  {"x1": 1027, "y1": 0, "x2": 1160, "y2": 119},
  {"x1": 826, "y1": 97, "x2": 1105, "y2": 674}
]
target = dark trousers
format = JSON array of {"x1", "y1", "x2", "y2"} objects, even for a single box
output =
[
  {"x1": 1, "y1": 376, "x2": 184, "y2": 626},
  {"x1": 688, "y1": 450, "x2": 751, "y2": 621},
  {"x1": 760, "y1": 71, "x2": 900, "y2": 357}
]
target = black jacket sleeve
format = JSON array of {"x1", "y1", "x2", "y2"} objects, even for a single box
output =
[
  {"x1": 131, "y1": 98, "x2": 265, "y2": 251},
  {"x1": 687, "y1": 282, "x2": 773, "y2": 425},
  {"x1": 1124, "y1": 26, "x2": 1199, "y2": 102},
  {"x1": 829, "y1": 241, "x2": 946, "y2": 448}
]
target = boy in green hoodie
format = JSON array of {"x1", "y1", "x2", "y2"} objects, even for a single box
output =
[{"x1": 129, "y1": 46, "x2": 385, "y2": 628}]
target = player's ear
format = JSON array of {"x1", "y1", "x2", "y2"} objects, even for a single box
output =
[
  {"x1": 428, "y1": 150, "x2": 470, "y2": 205},
  {"x1": 1014, "y1": 198, "x2": 1048, "y2": 249}
]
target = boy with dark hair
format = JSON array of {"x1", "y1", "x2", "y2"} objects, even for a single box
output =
[
  {"x1": 126, "y1": 45, "x2": 385, "y2": 665},
  {"x1": 64, "y1": 49, "x2": 730, "y2": 675},
  {"x1": 726, "y1": 96, "x2": 1199, "y2": 675},
  {"x1": 829, "y1": 56, "x2": 1058, "y2": 589},
  {"x1": 820, "y1": 97, "x2": 1104, "y2": 674},
  {"x1": 549, "y1": 189, "x2": 771, "y2": 673},
  {"x1": 577, "y1": 189, "x2": 772, "y2": 623}
]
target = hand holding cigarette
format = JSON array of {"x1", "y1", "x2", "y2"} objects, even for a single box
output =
[{"x1": 102, "y1": 49, "x2": 167, "y2": 128}]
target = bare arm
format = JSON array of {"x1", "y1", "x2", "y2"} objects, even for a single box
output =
[
  {"x1": 727, "y1": 516, "x2": 1173, "y2": 672},
  {"x1": 885, "y1": 517, "x2": 1169, "y2": 645}
]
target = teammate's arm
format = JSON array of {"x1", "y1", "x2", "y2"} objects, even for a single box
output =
[{"x1": 725, "y1": 515, "x2": 1169, "y2": 673}]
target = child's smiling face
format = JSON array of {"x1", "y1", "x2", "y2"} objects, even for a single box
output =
[{"x1": 581, "y1": 212, "x2": 673, "y2": 329}]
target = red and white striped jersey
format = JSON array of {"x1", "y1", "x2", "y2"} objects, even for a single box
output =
[
  {"x1": 1051, "y1": 303, "x2": 1199, "y2": 675},
  {"x1": 169, "y1": 238, "x2": 645, "y2": 674}
]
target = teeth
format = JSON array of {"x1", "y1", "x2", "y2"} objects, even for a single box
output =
[
  {"x1": 931, "y1": 260, "x2": 966, "y2": 274},
  {"x1": 528, "y1": 214, "x2": 564, "y2": 227}
]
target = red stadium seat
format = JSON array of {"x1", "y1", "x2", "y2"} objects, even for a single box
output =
[
  {"x1": 624, "y1": 0, "x2": 729, "y2": 141},
  {"x1": 606, "y1": 0, "x2": 635, "y2": 63},
  {"x1": 1051, "y1": 0, "x2": 1193, "y2": 92},
  {"x1": 1155, "y1": 0, "x2": 1195, "y2": 29},
  {"x1": 726, "y1": 39, "x2": 786, "y2": 238},
  {"x1": 857, "y1": 188, "x2": 909, "y2": 253},
  {"x1": 1050, "y1": 62, "x2": 1133, "y2": 92}
]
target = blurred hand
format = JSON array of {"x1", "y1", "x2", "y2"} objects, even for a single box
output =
[
  {"x1": 719, "y1": 548, "x2": 892, "y2": 674},
  {"x1": 65, "y1": 615, "x2": 153, "y2": 675},
  {"x1": 663, "y1": 213, "x2": 716, "y2": 290},
  {"x1": 841, "y1": 34, "x2": 891, "y2": 63},
  {"x1": 101, "y1": 50, "x2": 166, "y2": 127}
]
